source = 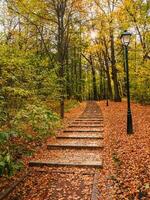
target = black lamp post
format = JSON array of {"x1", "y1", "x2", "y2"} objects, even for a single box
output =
[{"x1": 121, "y1": 30, "x2": 133, "y2": 134}]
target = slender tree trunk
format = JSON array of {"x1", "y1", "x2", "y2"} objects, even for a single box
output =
[
  {"x1": 74, "y1": 47, "x2": 78, "y2": 96},
  {"x1": 103, "y1": 53, "x2": 113, "y2": 99},
  {"x1": 99, "y1": 66, "x2": 103, "y2": 100},
  {"x1": 110, "y1": 32, "x2": 121, "y2": 102},
  {"x1": 71, "y1": 56, "x2": 74, "y2": 98},
  {"x1": 78, "y1": 23, "x2": 82, "y2": 102},
  {"x1": 78, "y1": 53, "x2": 82, "y2": 101},
  {"x1": 90, "y1": 56, "x2": 98, "y2": 101},
  {"x1": 66, "y1": 47, "x2": 71, "y2": 99},
  {"x1": 57, "y1": 2, "x2": 66, "y2": 118},
  {"x1": 106, "y1": 71, "x2": 113, "y2": 100}
]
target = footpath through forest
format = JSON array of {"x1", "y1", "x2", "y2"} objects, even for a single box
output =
[{"x1": 5, "y1": 101, "x2": 104, "y2": 200}]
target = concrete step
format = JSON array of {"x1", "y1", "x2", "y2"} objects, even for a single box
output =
[
  {"x1": 80, "y1": 116, "x2": 102, "y2": 118},
  {"x1": 29, "y1": 149, "x2": 103, "y2": 168},
  {"x1": 73, "y1": 121, "x2": 102, "y2": 124},
  {"x1": 79, "y1": 117, "x2": 102, "y2": 119},
  {"x1": 76, "y1": 119, "x2": 103, "y2": 121},
  {"x1": 64, "y1": 129, "x2": 103, "y2": 133},
  {"x1": 56, "y1": 132, "x2": 103, "y2": 139},
  {"x1": 47, "y1": 143, "x2": 103, "y2": 150},
  {"x1": 29, "y1": 160, "x2": 102, "y2": 168},
  {"x1": 68, "y1": 125, "x2": 103, "y2": 128},
  {"x1": 56, "y1": 136, "x2": 103, "y2": 139}
]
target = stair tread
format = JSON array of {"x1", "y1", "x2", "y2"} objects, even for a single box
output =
[
  {"x1": 47, "y1": 143, "x2": 103, "y2": 148},
  {"x1": 29, "y1": 160, "x2": 102, "y2": 168}
]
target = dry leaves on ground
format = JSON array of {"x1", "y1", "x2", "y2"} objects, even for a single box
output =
[
  {"x1": 0, "y1": 102, "x2": 86, "y2": 196},
  {"x1": 98, "y1": 101, "x2": 150, "y2": 200}
]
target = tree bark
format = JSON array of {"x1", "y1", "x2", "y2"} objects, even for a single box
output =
[
  {"x1": 110, "y1": 32, "x2": 121, "y2": 102},
  {"x1": 103, "y1": 52, "x2": 113, "y2": 100},
  {"x1": 57, "y1": 1, "x2": 66, "y2": 118},
  {"x1": 66, "y1": 46, "x2": 71, "y2": 99},
  {"x1": 90, "y1": 56, "x2": 98, "y2": 101}
]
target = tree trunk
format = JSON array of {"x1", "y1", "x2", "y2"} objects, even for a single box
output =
[
  {"x1": 110, "y1": 32, "x2": 121, "y2": 102},
  {"x1": 57, "y1": 2, "x2": 66, "y2": 118},
  {"x1": 90, "y1": 56, "x2": 98, "y2": 101},
  {"x1": 103, "y1": 52, "x2": 113, "y2": 99},
  {"x1": 99, "y1": 66, "x2": 103, "y2": 100},
  {"x1": 74, "y1": 47, "x2": 78, "y2": 97},
  {"x1": 66, "y1": 47, "x2": 71, "y2": 99},
  {"x1": 78, "y1": 23, "x2": 82, "y2": 102}
]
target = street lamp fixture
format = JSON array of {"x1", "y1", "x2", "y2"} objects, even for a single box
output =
[
  {"x1": 121, "y1": 30, "x2": 133, "y2": 134},
  {"x1": 121, "y1": 30, "x2": 132, "y2": 46}
]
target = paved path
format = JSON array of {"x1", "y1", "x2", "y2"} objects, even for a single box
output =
[{"x1": 6, "y1": 101, "x2": 104, "y2": 200}]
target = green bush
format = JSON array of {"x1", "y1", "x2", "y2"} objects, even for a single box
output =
[
  {"x1": 0, "y1": 96, "x2": 7, "y2": 126},
  {"x1": 12, "y1": 103, "x2": 60, "y2": 136},
  {"x1": 130, "y1": 60, "x2": 150, "y2": 105},
  {"x1": 0, "y1": 130, "x2": 20, "y2": 143},
  {"x1": 0, "y1": 153, "x2": 23, "y2": 176},
  {"x1": 0, "y1": 130, "x2": 24, "y2": 176},
  {"x1": 131, "y1": 77, "x2": 150, "y2": 105}
]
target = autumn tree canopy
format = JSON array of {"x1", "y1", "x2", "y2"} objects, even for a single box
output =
[{"x1": 0, "y1": 0, "x2": 149, "y2": 122}]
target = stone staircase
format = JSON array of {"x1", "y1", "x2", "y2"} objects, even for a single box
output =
[{"x1": 29, "y1": 101, "x2": 104, "y2": 169}]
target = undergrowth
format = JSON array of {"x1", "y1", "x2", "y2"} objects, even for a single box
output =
[{"x1": 0, "y1": 99, "x2": 79, "y2": 176}]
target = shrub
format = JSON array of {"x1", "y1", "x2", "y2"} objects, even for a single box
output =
[
  {"x1": 12, "y1": 103, "x2": 60, "y2": 136},
  {"x1": 131, "y1": 77, "x2": 150, "y2": 105},
  {"x1": 0, "y1": 96, "x2": 7, "y2": 126},
  {"x1": 0, "y1": 153, "x2": 23, "y2": 176},
  {"x1": 0, "y1": 131, "x2": 24, "y2": 176}
]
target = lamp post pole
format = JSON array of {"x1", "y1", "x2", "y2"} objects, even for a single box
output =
[
  {"x1": 124, "y1": 44, "x2": 133, "y2": 134},
  {"x1": 121, "y1": 30, "x2": 133, "y2": 134}
]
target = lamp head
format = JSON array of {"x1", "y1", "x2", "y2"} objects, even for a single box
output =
[{"x1": 120, "y1": 30, "x2": 132, "y2": 46}]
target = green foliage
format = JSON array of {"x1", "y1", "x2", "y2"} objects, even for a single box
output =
[
  {"x1": 0, "y1": 153, "x2": 23, "y2": 176},
  {"x1": 131, "y1": 78, "x2": 150, "y2": 104},
  {"x1": 0, "y1": 130, "x2": 34, "y2": 176},
  {"x1": 24, "y1": 134, "x2": 34, "y2": 142},
  {"x1": 0, "y1": 130, "x2": 24, "y2": 176},
  {"x1": 64, "y1": 100, "x2": 79, "y2": 112},
  {"x1": 0, "y1": 130, "x2": 21, "y2": 144},
  {"x1": 130, "y1": 61, "x2": 150, "y2": 105},
  {"x1": 0, "y1": 132, "x2": 9, "y2": 143},
  {"x1": 12, "y1": 103, "x2": 60, "y2": 136},
  {"x1": 9, "y1": 143, "x2": 35, "y2": 158},
  {"x1": 0, "y1": 44, "x2": 59, "y2": 125},
  {"x1": 0, "y1": 96, "x2": 7, "y2": 125}
]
